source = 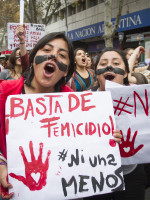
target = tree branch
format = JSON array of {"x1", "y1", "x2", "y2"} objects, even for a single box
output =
[
  {"x1": 44, "y1": 0, "x2": 53, "y2": 20},
  {"x1": 32, "y1": 0, "x2": 37, "y2": 23},
  {"x1": 0, "y1": 24, "x2": 7, "y2": 48},
  {"x1": 44, "y1": 0, "x2": 61, "y2": 25},
  {"x1": 112, "y1": 0, "x2": 123, "y2": 36},
  {"x1": 103, "y1": 0, "x2": 112, "y2": 38}
]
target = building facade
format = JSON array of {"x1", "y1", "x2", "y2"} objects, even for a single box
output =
[{"x1": 46, "y1": 0, "x2": 150, "y2": 61}]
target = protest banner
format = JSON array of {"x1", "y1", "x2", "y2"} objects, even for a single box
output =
[
  {"x1": 106, "y1": 81, "x2": 150, "y2": 165},
  {"x1": 6, "y1": 92, "x2": 123, "y2": 200},
  {"x1": 7, "y1": 23, "x2": 45, "y2": 50}
]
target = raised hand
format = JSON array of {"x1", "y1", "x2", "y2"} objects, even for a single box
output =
[
  {"x1": 15, "y1": 24, "x2": 27, "y2": 58},
  {"x1": 15, "y1": 24, "x2": 26, "y2": 42},
  {"x1": 119, "y1": 128, "x2": 144, "y2": 157},
  {"x1": 9, "y1": 141, "x2": 51, "y2": 191},
  {"x1": 134, "y1": 46, "x2": 145, "y2": 58}
]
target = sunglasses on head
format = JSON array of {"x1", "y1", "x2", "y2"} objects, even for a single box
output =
[{"x1": 15, "y1": 56, "x2": 20, "y2": 60}]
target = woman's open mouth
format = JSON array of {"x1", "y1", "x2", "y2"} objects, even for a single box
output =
[
  {"x1": 82, "y1": 58, "x2": 86, "y2": 63},
  {"x1": 104, "y1": 74, "x2": 115, "y2": 81},
  {"x1": 44, "y1": 63, "x2": 55, "y2": 77}
]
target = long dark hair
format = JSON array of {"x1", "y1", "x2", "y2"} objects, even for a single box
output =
[
  {"x1": 8, "y1": 47, "x2": 20, "y2": 73},
  {"x1": 24, "y1": 32, "x2": 75, "y2": 92},
  {"x1": 95, "y1": 48, "x2": 129, "y2": 86}
]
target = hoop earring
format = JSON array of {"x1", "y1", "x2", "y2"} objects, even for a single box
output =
[{"x1": 30, "y1": 65, "x2": 33, "y2": 70}]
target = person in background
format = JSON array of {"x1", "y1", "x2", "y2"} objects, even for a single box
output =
[
  {"x1": 0, "y1": 25, "x2": 29, "y2": 80},
  {"x1": 69, "y1": 48, "x2": 95, "y2": 91},
  {"x1": 86, "y1": 54, "x2": 95, "y2": 70},
  {"x1": 124, "y1": 46, "x2": 148, "y2": 85},
  {"x1": 4, "y1": 55, "x2": 10, "y2": 69},
  {"x1": 134, "y1": 62, "x2": 150, "y2": 84},
  {"x1": 0, "y1": 47, "x2": 23, "y2": 80},
  {"x1": 123, "y1": 48, "x2": 134, "y2": 60},
  {"x1": 84, "y1": 48, "x2": 147, "y2": 200}
]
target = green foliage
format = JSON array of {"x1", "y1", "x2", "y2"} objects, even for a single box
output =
[
  {"x1": 21, "y1": 0, "x2": 62, "y2": 24},
  {"x1": 0, "y1": 0, "x2": 19, "y2": 27},
  {"x1": 0, "y1": 0, "x2": 80, "y2": 27},
  {"x1": 72, "y1": 0, "x2": 81, "y2": 7}
]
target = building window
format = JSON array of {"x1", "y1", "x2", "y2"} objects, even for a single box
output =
[
  {"x1": 53, "y1": 12, "x2": 59, "y2": 22},
  {"x1": 59, "y1": 9, "x2": 66, "y2": 20},
  {"x1": 77, "y1": 0, "x2": 86, "y2": 13},
  {"x1": 48, "y1": 17, "x2": 52, "y2": 24},
  {"x1": 68, "y1": 4, "x2": 76, "y2": 16},
  {"x1": 87, "y1": 0, "x2": 98, "y2": 8}
]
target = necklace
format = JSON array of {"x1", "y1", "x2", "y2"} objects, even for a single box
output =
[{"x1": 16, "y1": 73, "x2": 21, "y2": 79}]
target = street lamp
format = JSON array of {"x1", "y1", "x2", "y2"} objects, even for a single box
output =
[{"x1": 118, "y1": 32, "x2": 124, "y2": 50}]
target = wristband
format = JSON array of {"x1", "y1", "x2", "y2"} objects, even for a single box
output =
[
  {"x1": 20, "y1": 42, "x2": 25, "y2": 44},
  {"x1": 0, "y1": 162, "x2": 6, "y2": 165}
]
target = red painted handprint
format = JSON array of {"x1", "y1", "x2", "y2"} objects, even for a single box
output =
[
  {"x1": 119, "y1": 128, "x2": 144, "y2": 157},
  {"x1": 9, "y1": 141, "x2": 51, "y2": 191}
]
